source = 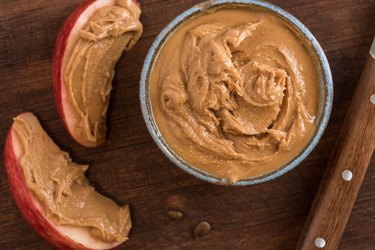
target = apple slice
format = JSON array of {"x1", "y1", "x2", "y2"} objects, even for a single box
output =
[
  {"x1": 4, "y1": 113, "x2": 131, "y2": 249},
  {"x1": 52, "y1": 0, "x2": 142, "y2": 147}
]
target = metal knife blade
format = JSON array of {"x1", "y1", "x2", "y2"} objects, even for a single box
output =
[{"x1": 370, "y1": 36, "x2": 375, "y2": 59}]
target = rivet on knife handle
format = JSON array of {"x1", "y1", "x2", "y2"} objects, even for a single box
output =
[{"x1": 297, "y1": 37, "x2": 375, "y2": 250}]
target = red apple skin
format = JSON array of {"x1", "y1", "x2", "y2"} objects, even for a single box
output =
[
  {"x1": 53, "y1": 0, "x2": 95, "y2": 142},
  {"x1": 4, "y1": 127, "x2": 91, "y2": 250},
  {"x1": 52, "y1": 0, "x2": 139, "y2": 147},
  {"x1": 4, "y1": 113, "x2": 126, "y2": 249}
]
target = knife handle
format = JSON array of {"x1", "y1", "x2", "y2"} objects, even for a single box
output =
[{"x1": 297, "y1": 53, "x2": 375, "y2": 250}]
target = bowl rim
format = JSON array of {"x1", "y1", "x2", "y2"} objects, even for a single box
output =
[{"x1": 140, "y1": 0, "x2": 334, "y2": 186}]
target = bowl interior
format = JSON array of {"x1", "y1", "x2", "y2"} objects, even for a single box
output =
[{"x1": 140, "y1": 0, "x2": 333, "y2": 186}]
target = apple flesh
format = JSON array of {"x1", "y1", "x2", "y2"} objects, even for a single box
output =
[
  {"x1": 4, "y1": 113, "x2": 125, "y2": 249},
  {"x1": 52, "y1": 0, "x2": 140, "y2": 147}
]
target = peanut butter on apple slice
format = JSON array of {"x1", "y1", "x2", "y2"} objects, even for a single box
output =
[
  {"x1": 12, "y1": 112, "x2": 131, "y2": 243},
  {"x1": 62, "y1": 0, "x2": 143, "y2": 147}
]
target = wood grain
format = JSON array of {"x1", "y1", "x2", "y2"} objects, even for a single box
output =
[
  {"x1": 0, "y1": 0, "x2": 374, "y2": 249},
  {"x1": 297, "y1": 53, "x2": 375, "y2": 249}
]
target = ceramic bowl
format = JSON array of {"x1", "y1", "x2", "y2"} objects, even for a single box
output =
[{"x1": 140, "y1": 0, "x2": 333, "y2": 186}]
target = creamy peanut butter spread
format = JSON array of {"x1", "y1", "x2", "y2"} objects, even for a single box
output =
[
  {"x1": 64, "y1": 0, "x2": 143, "y2": 147},
  {"x1": 151, "y1": 7, "x2": 320, "y2": 183},
  {"x1": 13, "y1": 113, "x2": 131, "y2": 243}
]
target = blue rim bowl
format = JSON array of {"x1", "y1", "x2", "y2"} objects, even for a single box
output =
[{"x1": 140, "y1": 0, "x2": 334, "y2": 186}]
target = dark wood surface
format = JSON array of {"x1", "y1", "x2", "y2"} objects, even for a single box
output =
[
  {"x1": 0, "y1": 0, "x2": 374, "y2": 249},
  {"x1": 298, "y1": 54, "x2": 375, "y2": 249}
]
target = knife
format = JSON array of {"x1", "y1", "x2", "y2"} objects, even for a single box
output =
[{"x1": 297, "y1": 37, "x2": 375, "y2": 250}]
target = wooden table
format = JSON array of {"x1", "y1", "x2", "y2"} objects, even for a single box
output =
[{"x1": 0, "y1": 0, "x2": 374, "y2": 249}]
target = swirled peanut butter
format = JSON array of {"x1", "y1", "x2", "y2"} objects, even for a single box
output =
[
  {"x1": 13, "y1": 113, "x2": 131, "y2": 243},
  {"x1": 150, "y1": 7, "x2": 320, "y2": 183},
  {"x1": 64, "y1": 0, "x2": 142, "y2": 147}
]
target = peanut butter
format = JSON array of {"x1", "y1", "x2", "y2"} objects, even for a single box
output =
[
  {"x1": 13, "y1": 113, "x2": 131, "y2": 243},
  {"x1": 150, "y1": 7, "x2": 320, "y2": 183},
  {"x1": 64, "y1": 0, "x2": 143, "y2": 147}
]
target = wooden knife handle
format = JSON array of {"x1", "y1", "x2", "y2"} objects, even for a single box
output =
[{"x1": 297, "y1": 54, "x2": 375, "y2": 250}]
